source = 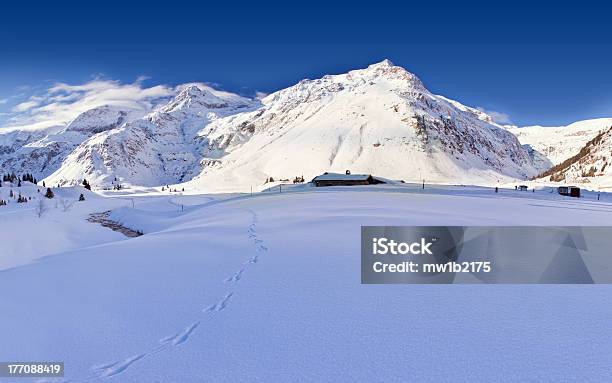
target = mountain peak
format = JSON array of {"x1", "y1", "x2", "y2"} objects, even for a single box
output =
[
  {"x1": 175, "y1": 84, "x2": 219, "y2": 102},
  {"x1": 160, "y1": 84, "x2": 229, "y2": 113},
  {"x1": 180, "y1": 84, "x2": 208, "y2": 97},
  {"x1": 368, "y1": 59, "x2": 395, "y2": 68},
  {"x1": 355, "y1": 60, "x2": 424, "y2": 90}
]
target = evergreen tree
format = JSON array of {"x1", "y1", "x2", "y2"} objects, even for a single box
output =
[
  {"x1": 82, "y1": 179, "x2": 91, "y2": 190},
  {"x1": 79, "y1": 193, "x2": 85, "y2": 201},
  {"x1": 9, "y1": 190, "x2": 13, "y2": 198},
  {"x1": 45, "y1": 188, "x2": 54, "y2": 199},
  {"x1": 17, "y1": 180, "x2": 21, "y2": 187},
  {"x1": 43, "y1": 181, "x2": 46, "y2": 187}
]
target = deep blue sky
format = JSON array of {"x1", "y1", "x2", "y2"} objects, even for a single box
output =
[{"x1": 1, "y1": 0, "x2": 611, "y2": 126}]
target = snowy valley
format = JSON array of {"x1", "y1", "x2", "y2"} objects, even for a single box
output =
[
  {"x1": 2, "y1": 60, "x2": 612, "y2": 382},
  {"x1": 2, "y1": 182, "x2": 612, "y2": 382}
]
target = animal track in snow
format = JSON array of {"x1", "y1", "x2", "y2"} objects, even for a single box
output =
[
  {"x1": 225, "y1": 268, "x2": 245, "y2": 283},
  {"x1": 256, "y1": 244, "x2": 268, "y2": 252},
  {"x1": 224, "y1": 209, "x2": 267, "y2": 282},
  {"x1": 77, "y1": 209, "x2": 268, "y2": 382},
  {"x1": 246, "y1": 255, "x2": 259, "y2": 264},
  {"x1": 204, "y1": 292, "x2": 233, "y2": 313},
  {"x1": 160, "y1": 321, "x2": 201, "y2": 346},
  {"x1": 93, "y1": 353, "x2": 147, "y2": 378}
]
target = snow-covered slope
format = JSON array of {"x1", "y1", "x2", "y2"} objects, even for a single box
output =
[
  {"x1": 537, "y1": 126, "x2": 612, "y2": 188},
  {"x1": 44, "y1": 85, "x2": 258, "y2": 187},
  {"x1": 0, "y1": 105, "x2": 140, "y2": 179},
  {"x1": 0, "y1": 128, "x2": 56, "y2": 174},
  {"x1": 65, "y1": 105, "x2": 138, "y2": 134},
  {"x1": 185, "y1": 60, "x2": 542, "y2": 192},
  {"x1": 3, "y1": 186, "x2": 612, "y2": 382},
  {"x1": 508, "y1": 118, "x2": 612, "y2": 165}
]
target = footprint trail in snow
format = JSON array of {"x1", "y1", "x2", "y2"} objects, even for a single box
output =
[{"x1": 68, "y1": 208, "x2": 268, "y2": 382}]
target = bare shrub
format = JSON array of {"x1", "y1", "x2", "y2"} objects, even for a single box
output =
[{"x1": 35, "y1": 198, "x2": 48, "y2": 218}]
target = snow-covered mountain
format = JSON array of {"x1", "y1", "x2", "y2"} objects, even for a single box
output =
[
  {"x1": 507, "y1": 118, "x2": 612, "y2": 165},
  {"x1": 183, "y1": 60, "x2": 543, "y2": 192},
  {"x1": 537, "y1": 125, "x2": 612, "y2": 188},
  {"x1": 44, "y1": 85, "x2": 258, "y2": 187},
  {"x1": 2, "y1": 61, "x2": 563, "y2": 191},
  {"x1": 0, "y1": 105, "x2": 141, "y2": 179}
]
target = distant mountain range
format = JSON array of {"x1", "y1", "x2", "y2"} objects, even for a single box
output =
[
  {"x1": 507, "y1": 119, "x2": 612, "y2": 165},
  {"x1": 0, "y1": 60, "x2": 610, "y2": 191},
  {"x1": 508, "y1": 119, "x2": 612, "y2": 188},
  {"x1": 532, "y1": 125, "x2": 612, "y2": 188}
]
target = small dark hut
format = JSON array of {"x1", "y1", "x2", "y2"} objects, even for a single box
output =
[
  {"x1": 557, "y1": 186, "x2": 581, "y2": 198},
  {"x1": 311, "y1": 170, "x2": 385, "y2": 187}
]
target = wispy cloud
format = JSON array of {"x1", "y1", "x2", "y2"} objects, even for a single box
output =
[
  {"x1": 2, "y1": 77, "x2": 175, "y2": 131},
  {"x1": 477, "y1": 107, "x2": 513, "y2": 125},
  {"x1": 0, "y1": 98, "x2": 8, "y2": 105},
  {"x1": 12, "y1": 99, "x2": 42, "y2": 112}
]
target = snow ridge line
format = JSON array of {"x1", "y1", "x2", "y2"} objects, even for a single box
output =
[{"x1": 58, "y1": 208, "x2": 268, "y2": 382}]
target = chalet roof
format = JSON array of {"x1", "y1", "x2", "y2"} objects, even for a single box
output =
[{"x1": 312, "y1": 172, "x2": 372, "y2": 182}]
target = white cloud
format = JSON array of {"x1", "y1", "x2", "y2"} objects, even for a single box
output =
[
  {"x1": 477, "y1": 107, "x2": 513, "y2": 125},
  {"x1": 2, "y1": 78, "x2": 175, "y2": 131},
  {"x1": 0, "y1": 98, "x2": 8, "y2": 105},
  {"x1": 12, "y1": 99, "x2": 41, "y2": 112}
]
